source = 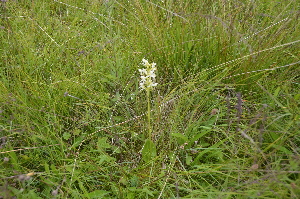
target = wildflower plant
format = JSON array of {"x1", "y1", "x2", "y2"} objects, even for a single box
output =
[{"x1": 138, "y1": 58, "x2": 158, "y2": 161}]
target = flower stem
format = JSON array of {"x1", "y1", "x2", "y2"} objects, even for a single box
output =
[{"x1": 146, "y1": 89, "x2": 151, "y2": 140}]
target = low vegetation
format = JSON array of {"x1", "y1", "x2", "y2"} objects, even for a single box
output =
[{"x1": 1, "y1": 0, "x2": 299, "y2": 198}]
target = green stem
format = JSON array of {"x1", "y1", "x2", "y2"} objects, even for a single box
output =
[{"x1": 146, "y1": 89, "x2": 151, "y2": 140}]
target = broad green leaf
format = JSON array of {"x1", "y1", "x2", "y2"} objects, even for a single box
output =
[
  {"x1": 186, "y1": 154, "x2": 193, "y2": 165},
  {"x1": 97, "y1": 137, "x2": 111, "y2": 149},
  {"x1": 274, "y1": 86, "x2": 281, "y2": 97},
  {"x1": 63, "y1": 132, "x2": 71, "y2": 140},
  {"x1": 294, "y1": 93, "x2": 300, "y2": 101},
  {"x1": 86, "y1": 190, "x2": 110, "y2": 198},
  {"x1": 98, "y1": 154, "x2": 115, "y2": 164},
  {"x1": 142, "y1": 139, "x2": 157, "y2": 162},
  {"x1": 171, "y1": 133, "x2": 188, "y2": 144}
]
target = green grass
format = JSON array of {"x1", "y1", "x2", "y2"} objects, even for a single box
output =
[{"x1": 1, "y1": 0, "x2": 299, "y2": 198}]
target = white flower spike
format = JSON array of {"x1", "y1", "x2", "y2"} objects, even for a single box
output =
[{"x1": 138, "y1": 58, "x2": 158, "y2": 91}]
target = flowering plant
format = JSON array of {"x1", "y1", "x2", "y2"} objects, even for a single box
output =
[{"x1": 138, "y1": 58, "x2": 158, "y2": 161}]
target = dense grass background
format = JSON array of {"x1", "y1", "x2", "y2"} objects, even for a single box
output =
[{"x1": 1, "y1": 0, "x2": 299, "y2": 198}]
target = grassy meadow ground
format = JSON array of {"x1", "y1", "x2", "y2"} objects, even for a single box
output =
[{"x1": 0, "y1": 0, "x2": 300, "y2": 198}]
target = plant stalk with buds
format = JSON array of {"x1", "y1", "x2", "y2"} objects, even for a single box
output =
[{"x1": 138, "y1": 58, "x2": 158, "y2": 140}]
